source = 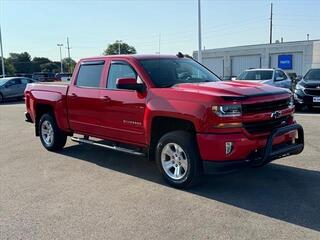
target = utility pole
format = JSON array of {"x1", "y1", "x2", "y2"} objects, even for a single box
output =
[
  {"x1": 66, "y1": 37, "x2": 71, "y2": 73},
  {"x1": 269, "y1": 3, "x2": 273, "y2": 44},
  {"x1": 116, "y1": 40, "x2": 122, "y2": 55},
  {"x1": 0, "y1": 24, "x2": 5, "y2": 77},
  {"x1": 57, "y1": 44, "x2": 63, "y2": 73},
  {"x1": 197, "y1": 0, "x2": 202, "y2": 63}
]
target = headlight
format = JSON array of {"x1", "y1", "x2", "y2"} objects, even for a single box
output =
[
  {"x1": 295, "y1": 84, "x2": 305, "y2": 91},
  {"x1": 212, "y1": 104, "x2": 242, "y2": 117}
]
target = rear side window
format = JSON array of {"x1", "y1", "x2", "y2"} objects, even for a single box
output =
[
  {"x1": 76, "y1": 62, "x2": 104, "y2": 88},
  {"x1": 107, "y1": 62, "x2": 137, "y2": 89},
  {"x1": 21, "y1": 78, "x2": 33, "y2": 84}
]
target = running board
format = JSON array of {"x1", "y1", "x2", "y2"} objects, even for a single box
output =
[{"x1": 70, "y1": 136, "x2": 146, "y2": 156}]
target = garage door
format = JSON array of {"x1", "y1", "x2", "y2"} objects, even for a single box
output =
[
  {"x1": 202, "y1": 57, "x2": 224, "y2": 78},
  {"x1": 231, "y1": 55, "x2": 261, "y2": 76},
  {"x1": 270, "y1": 52, "x2": 303, "y2": 75}
]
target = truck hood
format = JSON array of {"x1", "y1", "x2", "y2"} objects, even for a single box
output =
[{"x1": 173, "y1": 80, "x2": 289, "y2": 99}]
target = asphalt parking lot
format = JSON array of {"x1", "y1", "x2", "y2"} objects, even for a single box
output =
[{"x1": 0, "y1": 102, "x2": 320, "y2": 240}]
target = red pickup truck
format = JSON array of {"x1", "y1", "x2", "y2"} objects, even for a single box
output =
[{"x1": 25, "y1": 54, "x2": 304, "y2": 188}]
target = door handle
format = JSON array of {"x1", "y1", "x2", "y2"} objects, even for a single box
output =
[{"x1": 102, "y1": 96, "x2": 111, "y2": 102}]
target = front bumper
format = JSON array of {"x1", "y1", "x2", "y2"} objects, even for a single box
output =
[
  {"x1": 294, "y1": 89, "x2": 320, "y2": 106},
  {"x1": 198, "y1": 124, "x2": 304, "y2": 174}
]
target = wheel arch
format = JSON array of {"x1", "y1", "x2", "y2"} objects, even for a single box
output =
[{"x1": 148, "y1": 116, "x2": 197, "y2": 161}]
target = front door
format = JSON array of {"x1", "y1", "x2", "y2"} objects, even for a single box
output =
[
  {"x1": 2, "y1": 79, "x2": 22, "y2": 98},
  {"x1": 99, "y1": 61, "x2": 146, "y2": 145},
  {"x1": 274, "y1": 70, "x2": 291, "y2": 89}
]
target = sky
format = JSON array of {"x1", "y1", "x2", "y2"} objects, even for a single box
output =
[{"x1": 1, "y1": 0, "x2": 320, "y2": 61}]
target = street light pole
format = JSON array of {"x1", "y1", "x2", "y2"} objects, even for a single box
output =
[
  {"x1": 57, "y1": 44, "x2": 63, "y2": 73},
  {"x1": 116, "y1": 40, "x2": 122, "y2": 55},
  {"x1": 0, "y1": 24, "x2": 5, "y2": 77},
  {"x1": 197, "y1": 0, "x2": 202, "y2": 63}
]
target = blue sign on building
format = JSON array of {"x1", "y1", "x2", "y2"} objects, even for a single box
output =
[{"x1": 278, "y1": 55, "x2": 293, "y2": 69}]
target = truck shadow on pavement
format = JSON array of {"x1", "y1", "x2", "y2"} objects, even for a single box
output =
[{"x1": 61, "y1": 143, "x2": 320, "y2": 232}]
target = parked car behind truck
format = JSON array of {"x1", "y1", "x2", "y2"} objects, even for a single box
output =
[
  {"x1": 0, "y1": 77, "x2": 34, "y2": 102},
  {"x1": 25, "y1": 54, "x2": 304, "y2": 188},
  {"x1": 294, "y1": 68, "x2": 320, "y2": 109},
  {"x1": 236, "y1": 68, "x2": 292, "y2": 90}
]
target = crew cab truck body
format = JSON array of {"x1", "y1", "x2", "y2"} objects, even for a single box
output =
[{"x1": 25, "y1": 54, "x2": 304, "y2": 188}]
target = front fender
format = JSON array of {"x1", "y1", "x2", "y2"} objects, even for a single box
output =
[{"x1": 144, "y1": 98, "x2": 208, "y2": 144}]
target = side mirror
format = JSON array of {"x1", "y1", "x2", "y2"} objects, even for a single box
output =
[{"x1": 116, "y1": 78, "x2": 145, "y2": 92}]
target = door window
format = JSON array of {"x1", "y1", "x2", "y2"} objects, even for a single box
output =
[
  {"x1": 275, "y1": 70, "x2": 287, "y2": 81},
  {"x1": 107, "y1": 62, "x2": 137, "y2": 89},
  {"x1": 6, "y1": 79, "x2": 21, "y2": 87},
  {"x1": 21, "y1": 78, "x2": 33, "y2": 84},
  {"x1": 76, "y1": 62, "x2": 104, "y2": 88}
]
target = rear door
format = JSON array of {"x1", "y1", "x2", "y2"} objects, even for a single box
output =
[
  {"x1": 99, "y1": 60, "x2": 147, "y2": 145},
  {"x1": 67, "y1": 60, "x2": 106, "y2": 136}
]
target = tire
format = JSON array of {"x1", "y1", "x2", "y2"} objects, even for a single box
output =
[
  {"x1": 156, "y1": 130, "x2": 202, "y2": 188},
  {"x1": 39, "y1": 113, "x2": 67, "y2": 151},
  {"x1": 0, "y1": 93, "x2": 3, "y2": 103}
]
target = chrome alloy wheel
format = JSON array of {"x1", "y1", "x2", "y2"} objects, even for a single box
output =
[
  {"x1": 161, "y1": 143, "x2": 189, "y2": 180},
  {"x1": 41, "y1": 120, "x2": 54, "y2": 146}
]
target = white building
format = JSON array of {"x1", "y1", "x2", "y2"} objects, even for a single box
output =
[{"x1": 193, "y1": 40, "x2": 320, "y2": 78}]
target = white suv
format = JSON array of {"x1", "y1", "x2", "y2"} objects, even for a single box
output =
[{"x1": 236, "y1": 68, "x2": 292, "y2": 90}]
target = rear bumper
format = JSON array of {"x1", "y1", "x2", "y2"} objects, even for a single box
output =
[{"x1": 198, "y1": 124, "x2": 304, "y2": 174}]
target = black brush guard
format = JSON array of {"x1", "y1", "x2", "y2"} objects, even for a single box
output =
[{"x1": 251, "y1": 123, "x2": 304, "y2": 167}]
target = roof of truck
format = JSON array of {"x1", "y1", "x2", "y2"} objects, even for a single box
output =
[{"x1": 80, "y1": 54, "x2": 181, "y2": 62}]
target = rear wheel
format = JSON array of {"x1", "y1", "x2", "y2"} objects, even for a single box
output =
[
  {"x1": 0, "y1": 93, "x2": 3, "y2": 103},
  {"x1": 156, "y1": 130, "x2": 202, "y2": 188},
  {"x1": 39, "y1": 113, "x2": 67, "y2": 151}
]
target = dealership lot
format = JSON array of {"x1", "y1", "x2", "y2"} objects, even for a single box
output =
[{"x1": 0, "y1": 102, "x2": 320, "y2": 240}]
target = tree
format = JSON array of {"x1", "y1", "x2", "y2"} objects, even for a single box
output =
[
  {"x1": 32, "y1": 57, "x2": 51, "y2": 72},
  {"x1": 103, "y1": 42, "x2": 137, "y2": 55},
  {"x1": 62, "y1": 58, "x2": 76, "y2": 73},
  {"x1": 8, "y1": 52, "x2": 32, "y2": 73},
  {"x1": 40, "y1": 62, "x2": 60, "y2": 73},
  {"x1": 0, "y1": 58, "x2": 15, "y2": 76}
]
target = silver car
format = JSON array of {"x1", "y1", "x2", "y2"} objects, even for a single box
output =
[
  {"x1": 0, "y1": 77, "x2": 34, "y2": 102},
  {"x1": 236, "y1": 68, "x2": 292, "y2": 90}
]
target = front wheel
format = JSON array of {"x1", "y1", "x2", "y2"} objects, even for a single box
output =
[
  {"x1": 39, "y1": 113, "x2": 67, "y2": 151},
  {"x1": 156, "y1": 131, "x2": 202, "y2": 188}
]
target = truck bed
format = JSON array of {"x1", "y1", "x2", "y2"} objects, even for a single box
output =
[{"x1": 26, "y1": 81, "x2": 70, "y2": 95}]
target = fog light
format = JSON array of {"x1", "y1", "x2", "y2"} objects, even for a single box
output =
[{"x1": 225, "y1": 142, "x2": 234, "y2": 155}]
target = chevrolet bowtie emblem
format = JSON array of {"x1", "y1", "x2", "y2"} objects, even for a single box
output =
[{"x1": 271, "y1": 111, "x2": 281, "y2": 119}]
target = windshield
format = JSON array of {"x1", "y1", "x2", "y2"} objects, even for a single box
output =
[
  {"x1": 0, "y1": 78, "x2": 9, "y2": 86},
  {"x1": 139, "y1": 58, "x2": 220, "y2": 87},
  {"x1": 304, "y1": 69, "x2": 320, "y2": 80},
  {"x1": 237, "y1": 70, "x2": 273, "y2": 80}
]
